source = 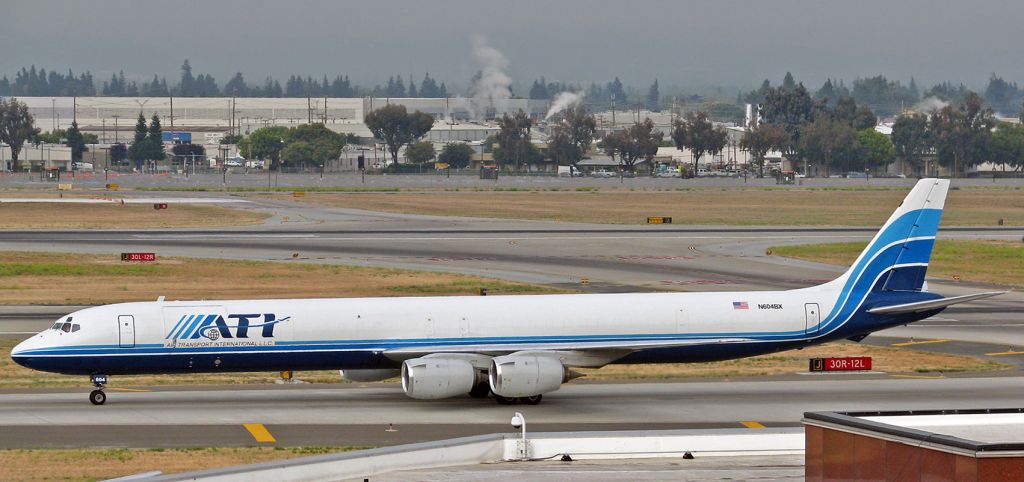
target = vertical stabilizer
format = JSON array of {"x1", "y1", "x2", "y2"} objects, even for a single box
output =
[{"x1": 826, "y1": 178, "x2": 948, "y2": 295}]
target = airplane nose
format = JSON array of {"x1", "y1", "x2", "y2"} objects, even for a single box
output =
[{"x1": 11, "y1": 339, "x2": 34, "y2": 368}]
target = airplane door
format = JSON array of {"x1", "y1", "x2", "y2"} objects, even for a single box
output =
[
  {"x1": 804, "y1": 304, "x2": 820, "y2": 335},
  {"x1": 118, "y1": 315, "x2": 136, "y2": 348},
  {"x1": 676, "y1": 309, "x2": 690, "y2": 333}
]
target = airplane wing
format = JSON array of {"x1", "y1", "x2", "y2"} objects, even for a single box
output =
[
  {"x1": 383, "y1": 337, "x2": 752, "y2": 360},
  {"x1": 866, "y1": 291, "x2": 1006, "y2": 315}
]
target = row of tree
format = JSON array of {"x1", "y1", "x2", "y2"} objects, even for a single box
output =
[{"x1": 745, "y1": 72, "x2": 1024, "y2": 118}]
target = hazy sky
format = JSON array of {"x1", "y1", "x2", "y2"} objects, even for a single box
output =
[{"x1": 2, "y1": 0, "x2": 1020, "y2": 92}]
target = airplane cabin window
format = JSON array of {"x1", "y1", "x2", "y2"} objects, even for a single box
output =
[
  {"x1": 61, "y1": 323, "x2": 72, "y2": 333},
  {"x1": 71, "y1": 324, "x2": 81, "y2": 332}
]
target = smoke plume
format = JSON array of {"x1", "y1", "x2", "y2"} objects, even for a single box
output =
[
  {"x1": 914, "y1": 97, "x2": 949, "y2": 113},
  {"x1": 469, "y1": 35, "x2": 512, "y2": 118},
  {"x1": 544, "y1": 91, "x2": 585, "y2": 121}
]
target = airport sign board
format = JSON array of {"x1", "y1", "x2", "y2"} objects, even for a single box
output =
[
  {"x1": 647, "y1": 216, "x2": 672, "y2": 224},
  {"x1": 121, "y1": 253, "x2": 157, "y2": 262},
  {"x1": 809, "y1": 357, "x2": 872, "y2": 372}
]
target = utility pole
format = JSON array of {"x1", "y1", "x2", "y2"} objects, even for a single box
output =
[
  {"x1": 73, "y1": 96, "x2": 77, "y2": 123},
  {"x1": 324, "y1": 96, "x2": 328, "y2": 124},
  {"x1": 51, "y1": 98, "x2": 56, "y2": 131},
  {"x1": 169, "y1": 96, "x2": 174, "y2": 133},
  {"x1": 307, "y1": 95, "x2": 312, "y2": 124},
  {"x1": 112, "y1": 115, "x2": 120, "y2": 144}
]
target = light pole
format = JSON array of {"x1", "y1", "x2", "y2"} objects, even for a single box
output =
[{"x1": 51, "y1": 98, "x2": 56, "y2": 131}]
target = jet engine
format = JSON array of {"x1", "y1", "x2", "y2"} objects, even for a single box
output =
[
  {"x1": 401, "y1": 357, "x2": 479, "y2": 399},
  {"x1": 488, "y1": 355, "x2": 574, "y2": 398},
  {"x1": 339, "y1": 369, "x2": 400, "y2": 383}
]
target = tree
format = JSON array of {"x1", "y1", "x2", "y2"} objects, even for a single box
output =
[
  {"x1": 0, "y1": 97, "x2": 39, "y2": 164},
  {"x1": 240, "y1": 126, "x2": 290, "y2": 168},
  {"x1": 438, "y1": 142, "x2": 474, "y2": 169},
  {"x1": 646, "y1": 80, "x2": 660, "y2": 111},
  {"x1": 857, "y1": 128, "x2": 895, "y2": 174},
  {"x1": 547, "y1": 104, "x2": 596, "y2": 173},
  {"x1": 990, "y1": 123, "x2": 1024, "y2": 172},
  {"x1": 280, "y1": 124, "x2": 348, "y2": 168},
  {"x1": 364, "y1": 104, "x2": 434, "y2": 167},
  {"x1": 671, "y1": 111, "x2": 728, "y2": 175},
  {"x1": 797, "y1": 117, "x2": 859, "y2": 177},
  {"x1": 740, "y1": 123, "x2": 789, "y2": 177},
  {"x1": 65, "y1": 121, "x2": 87, "y2": 163},
  {"x1": 601, "y1": 130, "x2": 624, "y2": 161},
  {"x1": 405, "y1": 141, "x2": 436, "y2": 164},
  {"x1": 930, "y1": 92, "x2": 995, "y2": 177},
  {"x1": 128, "y1": 113, "x2": 148, "y2": 169},
  {"x1": 759, "y1": 84, "x2": 816, "y2": 163},
  {"x1": 493, "y1": 110, "x2": 534, "y2": 169},
  {"x1": 146, "y1": 114, "x2": 164, "y2": 164},
  {"x1": 110, "y1": 143, "x2": 127, "y2": 167},
  {"x1": 616, "y1": 118, "x2": 663, "y2": 171},
  {"x1": 891, "y1": 114, "x2": 931, "y2": 176},
  {"x1": 179, "y1": 59, "x2": 194, "y2": 96},
  {"x1": 171, "y1": 143, "x2": 205, "y2": 168}
]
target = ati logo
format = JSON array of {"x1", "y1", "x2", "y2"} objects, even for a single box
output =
[{"x1": 166, "y1": 313, "x2": 289, "y2": 341}]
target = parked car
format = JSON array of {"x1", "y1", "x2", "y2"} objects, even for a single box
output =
[{"x1": 590, "y1": 169, "x2": 616, "y2": 178}]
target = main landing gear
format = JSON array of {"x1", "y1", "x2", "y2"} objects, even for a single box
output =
[
  {"x1": 468, "y1": 381, "x2": 544, "y2": 405},
  {"x1": 495, "y1": 394, "x2": 542, "y2": 405},
  {"x1": 89, "y1": 374, "x2": 108, "y2": 405}
]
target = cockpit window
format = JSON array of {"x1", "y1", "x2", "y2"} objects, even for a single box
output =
[
  {"x1": 61, "y1": 323, "x2": 72, "y2": 333},
  {"x1": 71, "y1": 324, "x2": 80, "y2": 332},
  {"x1": 52, "y1": 322, "x2": 62, "y2": 330}
]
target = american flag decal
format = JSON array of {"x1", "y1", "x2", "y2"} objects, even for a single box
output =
[{"x1": 733, "y1": 301, "x2": 749, "y2": 310}]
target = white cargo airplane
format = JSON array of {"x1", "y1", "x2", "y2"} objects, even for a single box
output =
[{"x1": 12, "y1": 179, "x2": 1003, "y2": 406}]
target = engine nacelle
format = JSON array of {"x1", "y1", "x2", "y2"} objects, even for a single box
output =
[
  {"x1": 401, "y1": 357, "x2": 476, "y2": 399},
  {"x1": 339, "y1": 369, "x2": 400, "y2": 383},
  {"x1": 489, "y1": 355, "x2": 568, "y2": 398}
]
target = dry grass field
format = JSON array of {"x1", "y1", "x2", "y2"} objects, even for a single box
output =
[
  {"x1": 273, "y1": 187, "x2": 1024, "y2": 226},
  {"x1": 0, "y1": 202, "x2": 269, "y2": 229},
  {"x1": 1, "y1": 446, "x2": 363, "y2": 482},
  {"x1": 0, "y1": 251, "x2": 561, "y2": 305},
  {"x1": 772, "y1": 240, "x2": 1024, "y2": 288}
]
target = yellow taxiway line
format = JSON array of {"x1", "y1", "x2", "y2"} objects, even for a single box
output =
[
  {"x1": 891, "y1": 339, "x2": 950, "y2": 347},
  {"x1": 984, "y1": 350, "x2": 1024, "y2": 356},
  {"x1": 243, "y1": 423, "x2": 277, "y2": 443},
  {"x1": 740, "y1": 421, "x2": 766, "y2": 429}
]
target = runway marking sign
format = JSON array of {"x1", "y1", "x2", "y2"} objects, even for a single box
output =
[
  {"x1": 121, "y1": 252, "x2": 157, "y2": 262},
  {"x1": 809, "y1": 357, "x2": 872, "y2": 372},
  {"x1": 646, "y1": 216, "x2": 672, "y2": 224},
  {"x1": 243, "y1": 423, "x2": 277, "y2": 443}
]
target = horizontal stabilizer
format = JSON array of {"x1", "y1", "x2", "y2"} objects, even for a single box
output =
[
  {"x1": 384, "y1": 337, "x2": 751, "y2": 360},
  {"x1": 867, "y1": 291, "x2": 1006, "y2": 315}
]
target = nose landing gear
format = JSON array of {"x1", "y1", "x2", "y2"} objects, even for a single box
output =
[{"x1": 89, "y1": 374, "x2": 108, "y2": 405}]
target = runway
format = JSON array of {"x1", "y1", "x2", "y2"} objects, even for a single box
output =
[
  {"x1": 1, "y1": 375, "x2": 1022, "y2": 448},
  {"x1": 1, "y1": 193, "x2": 1022, "y2": 449}
]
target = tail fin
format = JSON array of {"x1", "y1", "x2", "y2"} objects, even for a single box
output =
[{"x1": 826, "y1": 178, "x2": 949, "y2": 295}]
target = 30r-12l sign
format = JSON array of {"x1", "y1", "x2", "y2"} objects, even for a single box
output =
[
  {"x1": 121, "y1": 253, "x2": 156, "y2": 262},
  {"x1": 809, "y1": 356, "x2": 872, "y2": 372}
]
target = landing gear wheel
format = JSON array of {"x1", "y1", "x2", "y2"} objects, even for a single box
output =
[
  {"x1": 89, "y1": 389, "x2": 107, "y2": 406},
  {"x1": 519, "y1": 395, "x2": 542, "y2": 405},
  {"x1": 495, "y1": 395, "x2": 518, "y2": 405},
  {"x1": 469, "y1": 383, "x2": 491, "y2": 398}
]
